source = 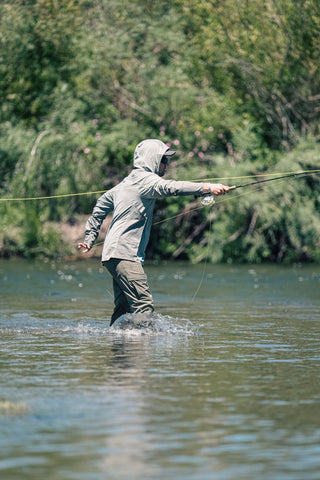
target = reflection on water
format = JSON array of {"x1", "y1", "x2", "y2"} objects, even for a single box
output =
[{"x1": 1, "y1": 259, "x2": 320, "y2": 480}]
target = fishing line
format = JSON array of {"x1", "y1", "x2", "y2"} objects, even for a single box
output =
[
  {"x1": 92, "y1": 171, "x2": 318, "y2": 250},
  {"x1": 235, "y1": 170, "x2": 319, "y2": 188},
  {"x1": 190, "y1": 215, "x2": 213, "y2": 303},
  {"x1": 200, "y1": 170, "x2": 320, "y2": 207},
  {"x1": 190, "y1": 174, "x2": 312, "y2": 301},
  {"x1": 153, "y1": 205, "x2": 203, "y2": 226},
  {"x1": 0, "y1": 190, "x2": 107, "y2": 202},
  {"x1": 2, "y1": 168, "x2": 318, "y2": 275},
  {"x1": 92, "y1": 205, "x2": 204, "y2": 248},
  {"x1": 189, "y1": 187, "x2": 265, "y2": 302},
  {"x1": 194, "y1": 168, "x2": 320, "y2": 183},
  {"x1": 1, "y1": 169, "x2": 319, "y2": 202}
]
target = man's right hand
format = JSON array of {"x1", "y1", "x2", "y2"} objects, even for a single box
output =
[
  {"x1": 78, "y1": 243, "x2": 92, "y2": 253},
  {"x1": 203, "y1": 183, "x2": 236, "y2": 196}
]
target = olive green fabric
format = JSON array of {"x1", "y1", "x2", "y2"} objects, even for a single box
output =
[{"x1": 103, "y1": 259, "x2": 154, "y2": 325}]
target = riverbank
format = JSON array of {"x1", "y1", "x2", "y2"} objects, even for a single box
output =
[
  {"x1": 0, "y1": 216, "x2": 108, "y2": 260},
  {"x1": 1, "y1": 210, "x2": 320, "y2": 264}
]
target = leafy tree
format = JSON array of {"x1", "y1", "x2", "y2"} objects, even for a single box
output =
[
  {"x1": 0, "y1": 0, "x2": 83, "y2": 124},
  {"x1": 176, "y1": 0, "x2": 320, "y2": 148},
  {"x1": 0, "y1": 0, "x2": 319, "y2": 261}
]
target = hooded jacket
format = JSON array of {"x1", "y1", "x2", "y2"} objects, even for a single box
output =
[{"x1": 84, "y1": 139, "x2": 204, "y2": 264}]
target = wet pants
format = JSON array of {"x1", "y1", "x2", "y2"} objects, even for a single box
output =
[{"x1": 103, "y1": 258, "x2": 154, "y2": 326}]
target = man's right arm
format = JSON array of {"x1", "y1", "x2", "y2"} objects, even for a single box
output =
[{"x1": 141, "y1": 176, "x2": 235, "y2": 198}]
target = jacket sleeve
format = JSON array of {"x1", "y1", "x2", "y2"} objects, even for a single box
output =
[
  {"x1": 83, "y1": 189, "x2": 115, "y2": 247},
  {"x1": 141, "y1": 177, "x2": 204, "y2": 198}
]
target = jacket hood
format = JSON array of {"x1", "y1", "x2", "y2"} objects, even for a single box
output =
[{"x1": 133, "y1": 139, "x2": 170, "y2": 174}]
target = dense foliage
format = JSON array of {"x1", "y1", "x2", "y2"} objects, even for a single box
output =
[{"x1": 0, "y1": 0, "x2": 319, "y2": 262}]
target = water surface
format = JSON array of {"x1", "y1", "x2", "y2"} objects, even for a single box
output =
[{"x1": 1, "y1": 259, "x2": 320, "y2": 480}]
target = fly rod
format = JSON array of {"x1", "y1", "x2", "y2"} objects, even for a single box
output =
[
  {"x1": 235, "y1": 171, "x2": 316, "y2": 189},
  {"x1": 200, "y1": 170, "x2": 319, "y2": 207}
]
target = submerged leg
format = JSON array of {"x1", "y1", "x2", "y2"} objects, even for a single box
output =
[
  {"x1": 104, "y1": 259, "x2": 154, "y2": 326},
  {"x1": 114, "y1": 259, "x2": 154, "y2": 314},
  {"x1": 110, "y1": 278, "x2": 130, "y2": 326}
]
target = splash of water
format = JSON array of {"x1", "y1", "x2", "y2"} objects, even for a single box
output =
[
  {"x1": 109, "y1": 312, "x2": 198, "y2": 336},
  {"x1": 0, "y1": 313, "x2": 198, "y2": 337}
]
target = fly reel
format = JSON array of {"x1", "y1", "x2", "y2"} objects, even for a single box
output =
[{"x1": 201, "y1": 194, "x2": 215, "y2": 207}]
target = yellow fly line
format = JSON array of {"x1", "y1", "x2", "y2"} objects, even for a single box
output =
[
  {"x1": 193, "y1": 168, "x2": 320, "y2": 183},
  {"x1": 1, "y1": 168, "x2": 319, "y2": 202},
  {"x1": 0, "y1": 190, "x2": 108, "y2": 202},
  {"x1": 92, "y1": 178, "x2": 295, "y2": 249}
]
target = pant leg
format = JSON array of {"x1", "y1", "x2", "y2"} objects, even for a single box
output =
[
  {"x1": 103, "y1": 259, "x2": 154, "y2": 325},
  {"x1": 111, "y1": 277, "x2": 130, "y2": 325}
]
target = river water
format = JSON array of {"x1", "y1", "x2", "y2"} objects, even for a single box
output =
[{"x1": 1, "y1": 258, "x2": 320, "y2": 480}]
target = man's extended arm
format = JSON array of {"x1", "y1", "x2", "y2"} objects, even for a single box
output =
[{"x1": 141, "y1": 176, "x2": 234, "y2": 198}]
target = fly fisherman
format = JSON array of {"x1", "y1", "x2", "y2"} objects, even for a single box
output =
[{"x1": 78, "y1": 138, "x2": 234, "y2": 326}]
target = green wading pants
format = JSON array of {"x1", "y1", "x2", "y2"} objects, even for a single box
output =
[{"x1": 103, "y1": 258, "x2": 154, "y2": 326}]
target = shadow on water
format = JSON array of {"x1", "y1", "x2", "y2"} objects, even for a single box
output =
[{"x1": 1, "y1": 259, "x2": 320, "y2": 480}]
